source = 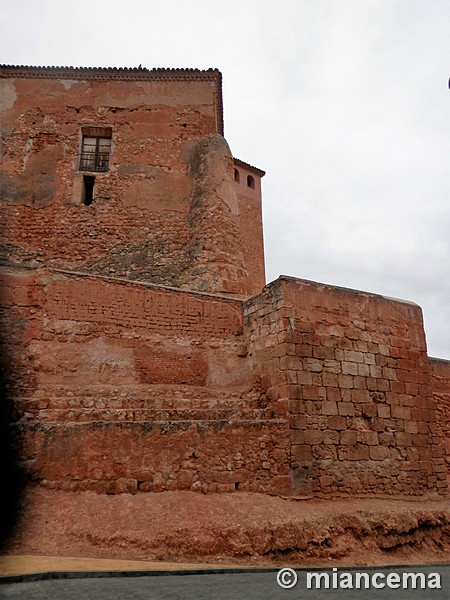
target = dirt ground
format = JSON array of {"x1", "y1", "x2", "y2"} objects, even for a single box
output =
[{"x1": 4, "y1": 485, "x2": 450, "y2": 568}]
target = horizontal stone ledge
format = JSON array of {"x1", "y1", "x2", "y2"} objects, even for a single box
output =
[{"x1": 13, "y1": 419, "x2": 289, "y2": 432}]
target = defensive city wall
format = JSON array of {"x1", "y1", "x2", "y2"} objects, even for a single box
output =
[{"x1": 0, "y1": 65, "x2": 448, "y2": 501}]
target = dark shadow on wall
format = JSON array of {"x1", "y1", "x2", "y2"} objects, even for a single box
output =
[{"x1": 0, "y1": 305, "x2": 25, "y2": 551}]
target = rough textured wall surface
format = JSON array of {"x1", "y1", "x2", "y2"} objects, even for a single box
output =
[
  {"x1": 1, "y1": 268, "x2": 447, "y2": 499},
  {"x1": 0, "y1": 266, "x2": 249, "y2": 395},
  {"x1": 430, "y1": 358, "x2": 450, "y2": 476},
  {"x1": 0, "y1": 69, "x2": 265, "y2": 297},
  {"x1": 15, "y1": 421, "x2": 290, "y2": 495},
  {"x1": 0, "y1": 66, "x2": 448, "y2": 503},
  {"x1": 234, "y1": 163, "x2": 266, "y2": 293},
  {"x1": 1, "y1": 267, "x2": 290, "y2": 495},
  {"x1": 244, "y1": 277, "x2": 448, "y2": 498},
  {"x1": 179, "y1": 135, "x2": 251, "y2": 296}
]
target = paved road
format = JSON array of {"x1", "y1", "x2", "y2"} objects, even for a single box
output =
[{"x1": 0, "y1": 566, "x2": 448, "y2": 600}]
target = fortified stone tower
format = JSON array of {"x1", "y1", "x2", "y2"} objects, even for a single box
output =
[
  {"x1": 0, "y1": 65, "x2": 448, "y2": 501},
  {"x1": 0, "y1": 65, "x2": 265, "y2": 298}
]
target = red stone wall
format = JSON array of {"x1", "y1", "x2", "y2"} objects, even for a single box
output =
[
  {"x1": 1, "y1": 267, "x2": 248, "y2": 391},
  {"x1": 2, "y1": 67, "x2": 448, "y2": 502},
  {"x1": 430, "y1": 358, "x2": 450, "y2": 475},
  {"x1": 1, "y1": 268, "x2": 448, "y2": 499},
  {"x1": 1, "y1": 267, "x2": 290, "y2": 494},
  {"x1": 244, "y1": 277, "x2": 448, "y2": 498},
  {"x1": 0, "y1": 68, "x2": 265, "y2": 298},
  {"x1": 16, "y1": 421, "x2": 289, "y2": 495},
  {"x1": 234, "y1": 162, "x2": 266, "y2": 293}
]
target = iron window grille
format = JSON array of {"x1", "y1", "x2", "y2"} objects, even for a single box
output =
[{"x1": 79, "y1": 128, "x2": 112, "y2": 173}]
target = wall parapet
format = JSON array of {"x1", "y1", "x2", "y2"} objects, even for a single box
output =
[
  {"x1": 1, "y1": 268, "x2": 448, "y2": 499},
  {"x1": 429, "y1": 357, "x2": 450, "y2": 476},
  {"x1": 244, "y1": 276, "x2": 448, "y2": 498}
]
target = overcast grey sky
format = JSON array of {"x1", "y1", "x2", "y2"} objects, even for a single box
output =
[{"x1": 1, "y1": 0, "x2": 449, "y2": 358}]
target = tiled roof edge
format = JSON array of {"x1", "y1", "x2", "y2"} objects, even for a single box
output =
[
  {"x1": 0, "y1": 64, "x2": 224, "y2": 136},
  {"x1": 0, "y1": 64, "x2": 220, "y2": 78},
  {"x1": 233, "y1": 158, "x2": 265, "y2": 177}
]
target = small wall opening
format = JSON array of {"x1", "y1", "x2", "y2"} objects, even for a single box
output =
[
  {"x1": 247, "y1": 174, "x2": 255, "y2": 189},
  {"x1": 83, "y1": 175, "x2": 95, "y2": 205},
  {"x1": 234, "y1": 168, "x2": 240, "y2": 183}
]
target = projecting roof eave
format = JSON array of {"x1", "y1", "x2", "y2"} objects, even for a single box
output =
[
  {"x1": 233, "y1": 158, "x2": 266, "y2": 177},
  {"x1": 0, "y1": 64, "x2": 224, "y2": 136}
]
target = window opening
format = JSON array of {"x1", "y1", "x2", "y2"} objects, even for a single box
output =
[
  {"x1": 83, "y1": 175, "x2": 95, "y2": 205},
  {"x1": 247, "y1": 174, "x2": 255, "y2": 189},
  {"x1": 79, "y1": 127, "x2": 112, "y2": 172},
  {"x1": 234, "y1": 168, "x2": 240, "y2": 183}
]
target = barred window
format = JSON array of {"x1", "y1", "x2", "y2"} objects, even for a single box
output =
[{"x1": 79, "y1": 127, "x2": 112, "y2": 172}]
